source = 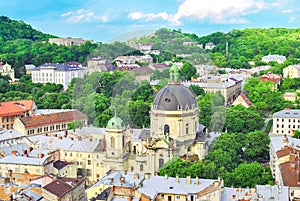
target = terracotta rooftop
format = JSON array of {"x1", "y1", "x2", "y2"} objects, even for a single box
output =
[
  {"x1": 276, "y1": 146, "x2": 293, "y2": 158},
  {"x1": 280, "y1": 161, "x2": 300, "y2": 187},
  {"x1": 0, "y1": 100, "x2": 34, "y2": 117},
  {"x1": 19, "y1": 110, "x2": 87, "y2": 128}
]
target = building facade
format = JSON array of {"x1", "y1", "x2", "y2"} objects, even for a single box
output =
[
  {"x1": 0, "y1": 100, "x2": 37, "y2": 130},
  {"x1": 272, "y1": 109, "x2": 300, "y2": 136},
  {"x1": 31, "y1": 62, "x2": 85, "y2": 90},
  {"x1": 283, "y1": 65, "x2": 300, "y2": 78}
]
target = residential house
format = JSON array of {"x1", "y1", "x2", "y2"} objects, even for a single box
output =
[
  {"x1": 13, "y1": 109, "x2": 88, "y2": 136},
  {"x1": 272, "y1": 108, "x2": 300, "y2": 136},
  {"x1": 231, "y1": 93, "x2": 252, "y2": 108},
  {"x1": 270, "y1": 135, "x2": 300, "y2": 200},
  {"x1": 262, "y1": 54, "x2": 286, "y2": 64},
  {"x1": 284, "y1": 92, "x2": 297, "y2": 102},
  {"x1": 195, "y1": 65, "x2": 217, "y2": 77},
  {"x1": 41, "y1": 176, "x2": 85, "y2": 201},
  {"x1": 260, "y1": 72, "x2": 282, "y2": 90},
  {"x1": 204, "y1": 42, "x2": 216, "y2": 50},
  {"x1": 150, "y1": 63, "x2": 170, "y2": 72},
  {"x1": 49, "y1": 37, "x2": 93, "y2": 46},
  {"x1": 283, "y1": 65, "x2": 300, "y2": 78},
  {"x1": 86, "y1": 57, "x2": 109, "y2": 73},
  {"x1": 31, "y1": 62, "x2": 85, "y2": 90},
  {"x1": 0, "y1": 100, "x2": 37, "y2": 130}
]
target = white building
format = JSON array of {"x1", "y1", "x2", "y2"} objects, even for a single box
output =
[
  {"x1": 262, "y1": 54, "x2": 286, "y2": 64},
  {"x1": 31, "y1": 62, "x2": 85, "y2": 90},
  {"x1": 272, "y1": 109, "x2": 300, "y2": 136}
]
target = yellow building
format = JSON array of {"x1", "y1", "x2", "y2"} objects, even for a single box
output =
[
  {"x1": 283, "y1": 65, "x2": 300, "y2": 78},
  {"x1": 0, "y1": 100, "x2": 36, "y2": 130},
  {"x1": 0, "y1": 62, "x2": 15, "y2": 82},
  {"x1": 13, "y1": 109, "x2": 87, "y2": 135}
]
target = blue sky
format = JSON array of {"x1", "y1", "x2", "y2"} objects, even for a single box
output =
[{"x1": 1, "y1": 0, "x2": 300, "y2": 42}]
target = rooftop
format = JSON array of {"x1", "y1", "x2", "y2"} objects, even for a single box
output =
[
  {"x1": 32, "y1": 63, "x2": 84, "y2": 71},
  {"x1": 0, "y1": 100, "x2": 34, "y2": 117},
  {"x1": 0, "y1": 154, "x2": 51, "y2": 166},
  {"x1": 273, "y1": 109, "x2": 300, "y2": 118},
  {"x1": 19, "y1": 110, "x2": 87, "y2": 128}
]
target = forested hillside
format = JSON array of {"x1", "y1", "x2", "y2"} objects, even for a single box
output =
[
  {"x1": 0, "y1": 16, "x2": 140, "y2": 78},
  {"x1": 137, "y1": 28, "x2": 300, "y2": 69}
]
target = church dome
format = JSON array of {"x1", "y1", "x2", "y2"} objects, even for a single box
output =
[
  {"x1": 107, "y1": 116, "x2": 123, "y2": 129},
  {"x1": 153, "y1": 84, "x2": 197, "y2": 111}
]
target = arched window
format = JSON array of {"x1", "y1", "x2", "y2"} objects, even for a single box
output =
[
  {"x1": 186, "y1": 123, "x2": 189, "y2": 135},
  {"x1": 159, "y1": 158, "x2": 164, "y2": 169},
  {"x1": 164, "y1": 124, "x2": 170, "y2": 135},
  {"x1": 195, "y1": 120, "x2": 197, "y2": 132},
  {"x1": 111, "y1": 137, "x2": 115, "y2": 148}
]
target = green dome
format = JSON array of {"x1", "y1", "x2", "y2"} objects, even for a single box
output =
[{"x1": 107, "y1": 116, "x2": 123, "y2": 129}]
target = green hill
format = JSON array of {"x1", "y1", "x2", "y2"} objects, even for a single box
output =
[{"x1": 0, "y1": 16, "x2": 55, "y2": 41}]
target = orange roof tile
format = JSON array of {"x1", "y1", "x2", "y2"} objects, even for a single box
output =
[
  {"x1": 0, "y1": 100, "x2": 34, "y2": 117},
  {"x1": 19, "y1": 110, "x2": 87, "y2": 128}
]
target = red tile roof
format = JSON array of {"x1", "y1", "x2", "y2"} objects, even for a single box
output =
[
  {"x1": 239, "y1": 94, "x2": 253, "y2": 107},
  {"x1": 0, "y1": 100, "x2": 34, "y2": 117},
  {"x1": 19, "y1": 110, "x2": 87, "y2": 128},
  {"x1": 152, "y1": 63, "x2": 170, "y2": 69}
]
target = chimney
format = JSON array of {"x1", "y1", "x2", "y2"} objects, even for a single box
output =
[
  {"x1": 134, "y1": 173, "x2": 139, "y2": 180},
  {"x1": 195, "y1": 176, "x2": 199, "y2": 185},
  {"x1": 176, "y1": 175, "x2": 179, "y2": 183},
  {"x1": 144, "y1": 173, "x2": 150, "y2": 180},
  {"x1": 40, "y1": 153, "x2": 45, "y2": 158},
  {"x1": 70, "y1": 137, "x2": 74, "y2": 141},
  {"x1": 12, "y1": 150, "x2": 18, "y2": 156},
  {"x1": 27, "y1": 147, "x2": 33, "y2": 152},
  {"x1": 64, "y1": 130, "x2": 68, "y2": 137},
  {"x1": 186, "y1": 176, "x2": 191, "y2": 185},
  {"x1": 165, "y1": 174, "x2": 168, "y2": 180},
  {"x1": 120, "y1": 177, "x2": 125, "y2": 183},
  {"x1": 22, "y1": 150, "x2": 28, "y2": 156},
  {"x1": 58, "y1": 135, "x2": 63, "y2": 140}
]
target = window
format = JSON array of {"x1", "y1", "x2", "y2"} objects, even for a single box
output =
[
  {"x1": 159, "y1": 158, "x2": 164, "y2": 169},
  {"x1": 140, "y1": 164, "x2": 144, "y2": 171},
  {"x1": 70, "y1": 153, "x2": 72, "y2": 157},
  {"x1": 176, "y1": 196, "x2": 180, "y2": 200},
  {"x1": 164, "y1": 124, "x2": 170, "y2": 135},
  {"x1": 131, "y1": 167, "x2": 134, "y2": 171},
  {"x1": 111, "y1": 137, "x2": 115, "y2": 148},
  {"x1": 88, "y1": 160, "x2": 91, "y2": 165},
  {"x1": 161, "y1": 194, "x2": 164, "y2": 199},
  {"x1": 186, "y1": 123, "x2": 189, "y2": 135}
]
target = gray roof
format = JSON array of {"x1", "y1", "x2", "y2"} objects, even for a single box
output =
[
  {"x1": 153, "y1": 84, "x2": 197, "y2": 111},
  {"x1": 32, "y1": 63, "x2": 84, "y2": 71},
  {"x1": 273, "y1": 109, "x2": 300, "y2": 118},
  {"x1": 185, "y1": 82, "x2": 235, "y2": 89},
  {"x1": 270, "y1": 136, "x2": 300, "y2": 153},
  {"x1": 0, "y1": 142, "x2": 29, "y2": 156},
  {"x1": 0, "y1": 128, "x2": 24, "y2": 142},
  {"x1": 75, "y1": 126, "x2": 106, "y2": 135},
  {"x1": 138, "y1": 176, "x2": 216, "y2": 199},
  {"x1": 0, "y1": 155, "x2": 50, "y2": 166},
  {"x1": 256, "y1": 185, "x2": 289, "y2": 201},
  {"x1": 290, "y1": 64, "x2": 300, "y2": 70},
  {"x1": 221, "y1": 187, "x2": 255, "y2": 201},
  {"x1": 98, "y1": 171, "x2": 144, "y2": 188},
  {"x1": 21, "y1": 189, "x2": 43, "y2": 201},
  {"x1": 28, "y1": 134, "x2": 102, "y2": 153},
  {"x1": 25, "y1": 64, "x2": 36, "y2": 70}
]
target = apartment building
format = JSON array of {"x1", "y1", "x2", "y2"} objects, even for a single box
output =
[{"x1": 283, "y1": 65, "x2": 300, "y2": 78}]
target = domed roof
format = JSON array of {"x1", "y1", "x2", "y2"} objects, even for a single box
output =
[
  {"x1": 153, "y1": 84, "x2": 197, "y2": 111},
  {"x1": 107, "y1": 116, "x2": 123, "y2": 129}
]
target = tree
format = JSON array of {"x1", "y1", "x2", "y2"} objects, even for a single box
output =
[
  {"x1": 179, "y1": 61, "x2": 197, "y2": 81},
  {"x1": 0, "y1": 78, "x2": 9, "y2": 93},
  {"x1": 225, "y1": 162, "x2": 273, "y2": 187},
  {"x1": 128, "y1": 100, "x2": 150, "y2": 128},
  {"x1": 189, "y1": 85, "x2": 205, "y2": 97},
  {"x1": 242, "y1": 130, "x2": 270, "y2": 163},
  {"x1": 67, "y1": 120, "x2": 84, "y2": 130},
  {"x1": 225, "y1": 105, "x2": 264, "y2": 133}
]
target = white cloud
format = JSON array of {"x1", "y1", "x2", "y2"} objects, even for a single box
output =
[
  {"x1": 282, "y1": 9, "x2": 293, "y2": 14},
  {"x1": 288, "y1": 16, "x2": 295, "y2": 23},
  {"x1": 61, "y1": 9, "x2": 109, "y2": 24},
  {"x1": 128, "y1": 0, "x2": 275, "y2": 25}
]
